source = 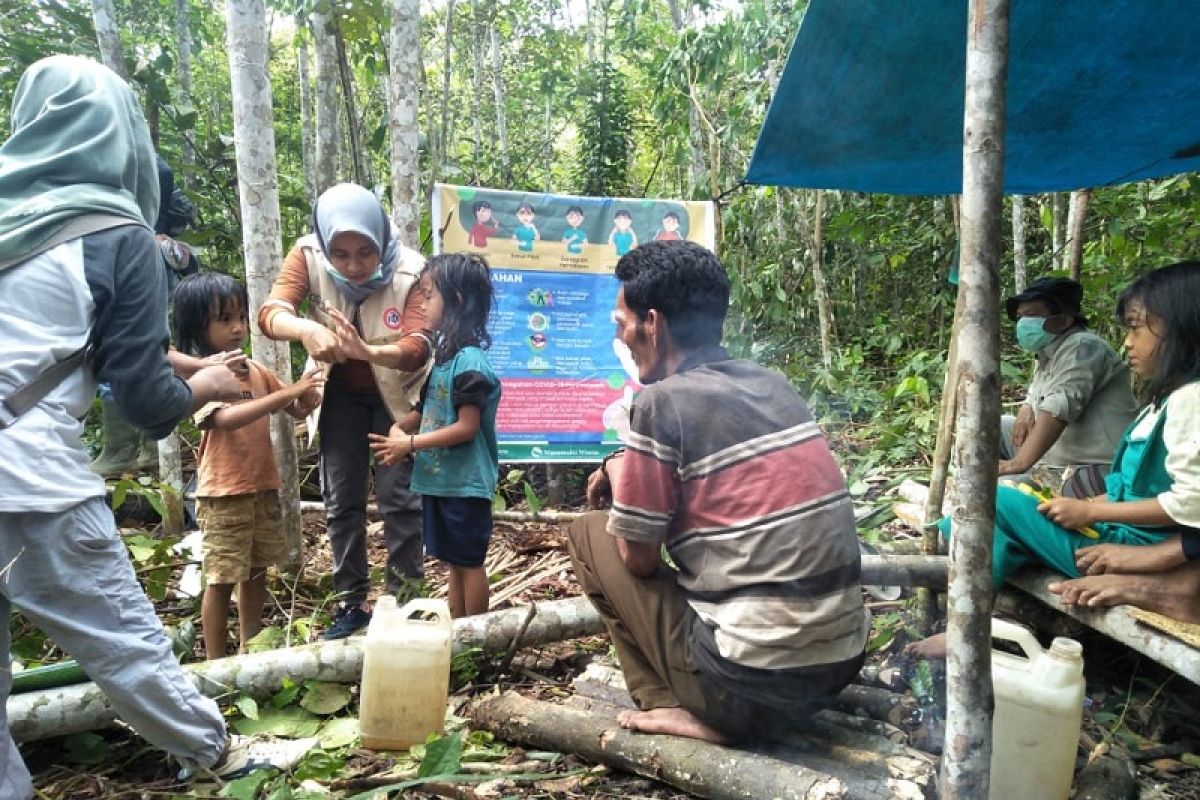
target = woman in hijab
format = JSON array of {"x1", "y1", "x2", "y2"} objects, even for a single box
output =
[
  {"x1": 0, "y1": 56, "x2": 310, "y2": 795},
  {"x1": 258, "y1": 183, "x2": 432, "y2": 639}
]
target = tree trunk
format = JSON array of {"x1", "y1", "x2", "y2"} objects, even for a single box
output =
[
  {"x1": 437, "y1": 0, "x2": 458, "y2": 182},
  {"x1": 1064, "y1": 188, "x2": 1091, "y2": 281},
  {"x1": 1011, "y1": 194, "x2": 1026, "y2": 292},
  {"x1": 490, "y1": 25, "x2": 511, "y2": 186},
  {"x1": 224, "y1": 0, "x2": 302, "y2": 565},
  {"x1": 90, "y1": 0, "x2": 125, "y2": 77},
  {"x1": 810, "y1": 190, "x2": 835, "y2": 369},
  {"x1": 333, "y1": 21, "x2": 369, "y2": 187},
  {"x1": 920, "y1": 282, "x2": 965, "y2": 634},
  {"x1": 297, "y1": 17, "x2": 317, "y2": 205},
  {"x1": 1051, "y1": 191, "x2": 1066, "y2": 270},
  {"x1": 469, "y1": 693, "x2": 849, "y2": 800},
  {"x1": 468, "y1": 0, "x2": 486, "y2": 178},
  {"x1": 10, "y1": 597, "x2": 604, "y2": 742},
  {"x1": 942, "y1": 0, "x2": 1009, "y2": 796},
  {"x1": 387, "y1": 0, "x2": 422, "y2": 246},
  {"x1": 311, "y1": 8, "x2": 341, "y2": 194},
  {"x1": 174, "y1": 0, "x2": 195, "y2": 181}
]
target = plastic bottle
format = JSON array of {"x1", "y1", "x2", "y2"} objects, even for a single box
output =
[
  {"x1": 989, "y1": 618, "x2": 1085, "y2": 800},
  {"x1": 359, "y1": 597, "x2": 453, "y2": 750}
]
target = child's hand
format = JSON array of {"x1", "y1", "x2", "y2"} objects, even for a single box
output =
[
  {"x1": 328, "y1": 307, "x2": 373, "y2": 362},
  {"x1": 294, "y1": 366, "x2": 326, "y2": 393},
  {"x1": 207, "y1": 350, "x2": 250, "y2": 379},
  {"x1": 1037, "y1": 497, "x2": 1095, "y2": 532},
  {"x1": 291, "y1": 368, "x2": 326, "y2": 415},
  {"x1": 369, "y1": 431, "x2": 411, "y2": 467}
]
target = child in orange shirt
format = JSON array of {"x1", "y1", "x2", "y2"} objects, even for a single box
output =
[{"x1": 173, "y1": 274, "x2": 324, "y2": 659}]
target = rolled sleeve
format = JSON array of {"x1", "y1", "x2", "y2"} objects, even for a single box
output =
[
  {"x1": 1036, "y1": 337, "x2": 1119, "y2": 423},
  {"x1": 1159, "y1": 383, "x2": 1200, "y2": 529}
]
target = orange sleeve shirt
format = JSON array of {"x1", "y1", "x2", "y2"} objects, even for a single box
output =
[
  {"x1": 194, "y1": 361, "x2": 285, "y2": 497},
  {"x1": 257, "y1": 244, "x2": 432, "y2": 393}
]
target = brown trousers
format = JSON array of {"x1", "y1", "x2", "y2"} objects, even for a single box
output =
[{"x1": 567, "y1": 511, "x2": 754, "y2": 737}]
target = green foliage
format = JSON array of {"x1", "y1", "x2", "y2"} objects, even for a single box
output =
[
  {"x1": 418, "y1": 731, "x2": 464, "y2": 777},
  {"x1": 573, "y1": 62, "x2": 633, "y2": 196},
  {"x1": 450, "y1": 645, "x2": 485, "y2": 686}
]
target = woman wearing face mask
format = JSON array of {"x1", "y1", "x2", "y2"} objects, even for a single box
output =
[
  {"x1": 999, "y1": 277, "x2": 1138, "y2": 496},
  {"x1": 258, "y1": 183, "x2": 432, "y2": 639}
]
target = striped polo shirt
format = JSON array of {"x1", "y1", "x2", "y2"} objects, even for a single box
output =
[{"x1": 609, "y1": 347, "x2": 869, "y2": 682}]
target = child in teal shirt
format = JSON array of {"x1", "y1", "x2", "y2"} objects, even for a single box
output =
[{"x1": 370, "y1": 254, "x2": 501, "y2": 618}]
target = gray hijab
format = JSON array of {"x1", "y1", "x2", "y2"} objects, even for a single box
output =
[
  {"x1": 312, "y1": 183, "x2": 399, "y2": 304},
  {"x1": 0, "y1": 55, "x2": 158, "y2": 265}
]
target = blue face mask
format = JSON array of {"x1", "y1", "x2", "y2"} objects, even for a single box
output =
[
  {"x1": 1015, "y1": 316, "x2": 1059, "y2": 353},
  {"x1": 324, "y1": 262, "x2": 383, "y2": 286}
]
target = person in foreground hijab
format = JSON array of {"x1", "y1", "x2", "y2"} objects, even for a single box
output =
[
  {"x1": 258, "y1": 183, "x2": 432, "y2": 639},
  {"x1": 0, "y1": 56, "x2": 315, "y2": 797}
]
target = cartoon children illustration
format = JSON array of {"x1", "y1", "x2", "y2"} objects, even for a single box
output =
[
  {"x1": 467, "y1": 200, "x2": 499, "y2": 248},
  {"x1": 609, "y1": 209, "x2": 638, "y2": 256},
  {"x1": 562, "y1": 205, "x2": 588, "y2": 255},
  {"x1": 655, "y1": 211, "x2": 684, "y2": 241},
  {"x1": 512, "y1": 203, "x2": 540, "y2": 252}
]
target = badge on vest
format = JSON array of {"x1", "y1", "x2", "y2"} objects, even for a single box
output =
[{"x1": 383, "y1": 307, "x2": 402, "y2": 330}]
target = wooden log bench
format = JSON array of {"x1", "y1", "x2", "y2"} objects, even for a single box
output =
[
  {"x1": 891, "y1": 481, "x2": 1200, "y2": 687},
  {"x1": 1005, "y1": 568, "x2": 1200, "y2": 686}
]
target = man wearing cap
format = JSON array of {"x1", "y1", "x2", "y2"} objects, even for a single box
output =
[{"x1": 1001, "y1": 277, "x2": 1137, "y2": 494}]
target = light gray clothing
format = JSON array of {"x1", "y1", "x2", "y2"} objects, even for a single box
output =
[
  {"x1": 0, "y1": 229, "x2": 191, "y2": 512},
  {"x1": 1022, "y1": 328, "x2": 1138, "y2": 467},
  {"x1": 318, "y1": 383, "x2": 423, "y2": 605},
  {"x1": 2, "y1": 499, "x2": 226, "y2": 797}
]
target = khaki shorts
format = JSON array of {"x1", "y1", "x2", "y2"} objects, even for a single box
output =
[{"x1": 197, "y1": 491, "x2": 285, "y2": 584}]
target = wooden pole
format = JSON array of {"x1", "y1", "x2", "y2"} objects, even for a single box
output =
[
  {"x1": 941, "y1": 0, "x2": 1009, "y2": 796},
  {"x1": 1065, "y1": 188, "x2": 1092, "y2": 280},
  {"x1": 225, "y1": 0, "x2": 303, "y2": 564}
]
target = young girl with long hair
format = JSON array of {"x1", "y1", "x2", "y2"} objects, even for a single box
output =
[
  {"x1": 347, "y1": 254, "x2": 501, "y2": 617},
  {"x1": 174, "y1": 273, "x2": 324, "y2": 657},
  {"x1": 1045, "y1": 261, "x2": 1200, "y2": 620}
]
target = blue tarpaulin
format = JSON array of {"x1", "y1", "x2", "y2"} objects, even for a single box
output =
[{"x1": 745, "y1": 1, "x2": 1200, "y2": 195}]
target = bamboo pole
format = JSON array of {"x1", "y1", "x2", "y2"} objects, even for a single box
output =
[
  {"x1": 8, "y1": 597, "x2": 604, "y2": 743},
  {"x1": 941, "y1": 0, "x2": 1010, "y2": 796}
]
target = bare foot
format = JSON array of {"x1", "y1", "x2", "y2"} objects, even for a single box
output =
[
  {"x1": 904, "y1": 632, "x2": 947, "y2": 660},
  {"x1": 1075, "y1": 538, "x2": 1186, "y2": 576},
  {"x1": 616, "y1": 707, "x2": 729, "y2": 743},
  {"x1": 1049, "y1": 567, "x2": 1200, "y2": 623}
]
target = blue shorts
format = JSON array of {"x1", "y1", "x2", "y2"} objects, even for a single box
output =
[{"x1": 422, "y1": 496, "x2": 493, "y2": 567}]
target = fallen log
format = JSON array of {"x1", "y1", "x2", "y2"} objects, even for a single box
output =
[
  {"x1": 467, "y1": 691, "x2": 849, "y2": 800},
  {"x1": 833, "y1": 684, "x2": 917, "y2": 728},
  {"x1": 9, "y1": 596, "x2": 603, "y2": 743},
  {"x1": 861, "y1": 555, "x2": 947, "y2": 590}
]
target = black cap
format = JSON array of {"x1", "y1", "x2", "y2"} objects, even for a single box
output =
[{"x1": 1005, "y1": 277, "x2": 1084, "y2": 321}]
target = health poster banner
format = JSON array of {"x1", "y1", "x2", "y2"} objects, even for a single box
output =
[{"x1": 432, "y1": 183, "x2": 716, "y2": 462}]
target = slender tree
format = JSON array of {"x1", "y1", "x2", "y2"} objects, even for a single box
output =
[
  {"x1": 333, "y1": 19, "x2": 369, "y2": 186},
  {"x1": 490, "y1": 24, "x2": 511, "y2": 186},
  {"x1": 941, "y1": 0, "x2": 1009, "y2": 796},
  {"x1": 436, "y1": 0, "x2": 457, "y2": 181},
  {"x1": 1050, "y1": 191, "x2": 1065, "y2": 269},
  {"x1": 225, "y1": 0, "x2": 303, "y2": 562},
  {"x1": 1011, "y1": 194, "x2": 1027, "y2": 291},
  {"x1": 387, "y1": 0, "x2": 422, "y2": 246},
  {"x1": 90, "y1": 0, "x2": 125, "y2": 77},
  {"x1": 297, "y1": 15, "x2": 317, "y2": 205},
  {"x1": 1065, "y1": 188, "x2": 1091, "y2": 280},
  {"x1": 174, "y1": 0, "x2": 195, "y2": 181},
  {"x1": 311, "y1": 6, "x2": 341, "y2": 194},
  {"x1": 809, "y1": 190, "x2": 834, "y2": 369}
]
